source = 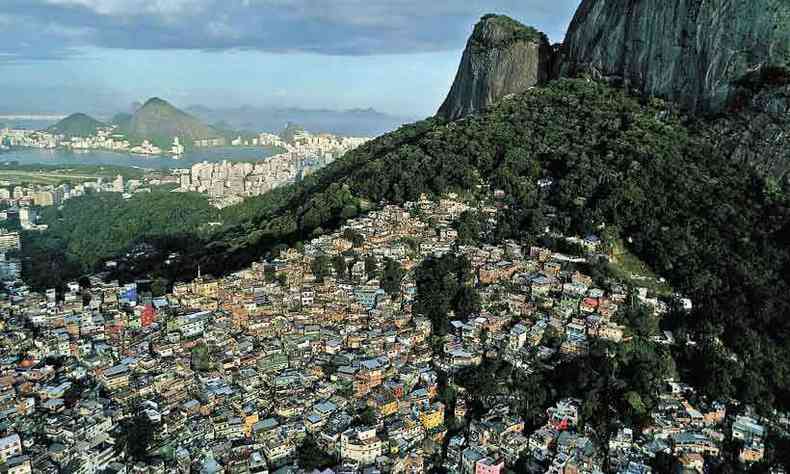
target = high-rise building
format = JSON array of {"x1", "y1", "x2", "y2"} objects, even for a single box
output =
[
  {"x1": 19, "y1": 207, "x2": 36, "y2": 229},
  {"x1": 32, "y1": 191, "x2": 54, "y2": 207},
  {"x1": 0, "y1": 252, "x2": 21, "y2": 281},
  {"x1": 0, "y1": 230, "x2": 20, "y2": 251},
  {"x1": 171, "y1": 136, "x2": 185, "y2": 155},
  {"x1": 113, "y1": 175, "x2": 125, "y2": 193}
]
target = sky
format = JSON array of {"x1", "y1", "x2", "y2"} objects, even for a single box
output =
[{"x1": 0, "y1": 0, "x2": 581, "y2": 118}]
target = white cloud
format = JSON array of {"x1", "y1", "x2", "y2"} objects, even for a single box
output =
[
  {"x1": 43, "y1": 0, "x2": 207, "y2": 16},
  {"x1": 4, "y1": 0, "x2": 580, "y2": 58}
]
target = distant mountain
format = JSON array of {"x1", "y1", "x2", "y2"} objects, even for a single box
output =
[
  {"x1": 116, "y1": 98, "x2": 221, "y2": 149},
  {"x1": 184, "y1": 105, "x2": 413, "y2": 137},
  {"x1": 47, "y1": 113, "x2": 106, "y2": 137},
  {"x1": 110, "y1": 113, "x2": 132, "y2": 126}
]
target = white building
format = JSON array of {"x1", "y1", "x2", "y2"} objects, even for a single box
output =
[
  {"x1": 0, "y1": 229, "x2": 21, "y2": 251},
  {"x1": 340, "y1": 427, "x2": 383, "y2": 466},
  {"x1": 0, "y1": 433, "x2": 22, "y2": 462},
  {"x1": 171, "y1": 136, "x2": 185, "y2": 155},
  {"x1": 113, "y1": 175, "x2": 124, "y2": 193}
]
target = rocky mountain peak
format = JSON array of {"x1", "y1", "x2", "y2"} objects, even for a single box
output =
[
  {"x1": 560, "y1": 0, "x2": 790, "y2": 115},
  {"x1": 437, "y1": 15, "x2": 552, "y2": 121}
]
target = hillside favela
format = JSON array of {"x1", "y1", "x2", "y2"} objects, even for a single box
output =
[{"x1": 1, "y1": 1, "x2": 790, "y2": 474}]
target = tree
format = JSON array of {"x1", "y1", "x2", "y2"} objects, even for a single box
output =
[
  {"x1": 414, "y1": 253, "x2": 479, "y2": 336},
  {"x1": 297, "y1": 436, "x2": 336, "y2": 471},
  {"x1": 580, "y1": 350, "x2": 622, "y2": 473},
  {"x1": 454, "y1": 286, "x2": 481, "y2": 319},
  {"x1": 454, "y1": 211, "x2": 482, "y2": 245},
  {"x1": 332, "y1": 255, "x2": 347, "y2": 279},
  {"x1": 343, "y1": 228, "x2": 365, "y2": 247},
  {"x1": 191, "y1": 343, "x2": 212, "y2": 372},
  {"x1": 380, "y1": 258, "x2": 404, "y2": 297},
  {"x1": 311, "y1": 255, "x2": 331, "y2": 282},
  {"x1": 511, "y1": 371, "x2": 549, "y2": 430},
  {"x1": 355, "y1": 406, "x2": 377, "y2": 427},
  {"x1": 622, "y1": 298, "x2": 659, "y2": 339},
  {"x1": 63, "y1": 381, "x2": 85, "y2": 409},
  {"x1": 364, "y1": 255, "x2": 378, "y2": 280},
  {"x1": 542, "y1": 326, "x2": 563, "y2": 349},
  {"x1": 117, "y1": 412, "x2": 155, "y2": 461},
  {"x1": 151, "y1": 278, "x2": 169, "y2": 297},
  {"x1": 648, "y1": 453, "x2": 676, "y2": 473}
]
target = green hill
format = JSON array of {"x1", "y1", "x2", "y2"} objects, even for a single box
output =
[
  {"x1": 116, "y1": 97, "x2": 222, "y2": 149},
  {"x1": 47, "y1": 113, "x2": 106, "y2": 137},
  {"x1": 23, "y1": 76, "x2": 790, "y2": 412},
  {"x1": 200, "y1": 79, "x2": 790, "y2": 410},
  {"x1": 109, "y1": 112, "x2": 132, "y2": 126},
  {"x1": 21, "y1": 13, "x2": 790, "y2": 415}
]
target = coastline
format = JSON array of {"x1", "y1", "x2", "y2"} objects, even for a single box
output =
[{"x1": 0, "y1": 146, "x2": 281, "y2": 170}]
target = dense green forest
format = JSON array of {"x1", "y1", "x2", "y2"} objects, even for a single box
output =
[
  {"x1": 47, "y1": 113, "x2": 106, "y2": 137},
  {"x1": 414, "y1": 254, "x2": 481, "y2": 336},
  {"x1": 22, "y1": 190, "x2": 220, "y2": 289},
  {"x1": 21, "y1": 78, "x2": 790, "y2": 411}
]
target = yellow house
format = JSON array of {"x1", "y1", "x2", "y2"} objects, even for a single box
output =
[
  {"x1": 244, "y1": 413, "x2": 260, "y2": 438},
  {"x1": 419, "y1": 402, "x2": 445, "y2": 430},
  {"x1": 379, "y1": 399, "x2": 399, "y2": 418},
  {"x1": 196, "y1": 280, "x2": 219, "y2": 298}
]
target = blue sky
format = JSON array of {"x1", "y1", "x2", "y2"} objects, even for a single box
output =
[{"x1": 0, "y1": 0, "x2": 580, "y2": 117}]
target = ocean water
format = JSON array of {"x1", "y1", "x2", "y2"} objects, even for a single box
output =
[{"x1": 0, "y1": 147, "x2": 278, "y2": 170}]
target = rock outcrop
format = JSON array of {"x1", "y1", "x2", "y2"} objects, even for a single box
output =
[
  {"x1": 561, "y1": 0, "x2": 790, "y2": 114},
  {"x1": 437, "y1": 14, "x2": 552, "y2": 121}
]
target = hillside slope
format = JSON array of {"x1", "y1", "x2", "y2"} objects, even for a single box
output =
[
  {"x1": 47, "y1": 113, "x2": 106, "y2": 137},
  {"x1": 207, "y1": 78, "x2": 790, "y2": 408},
  {"x1": 26, "y1": 77, "x2": 790, "y2": 410},
  {"x1": 23, "y1": 12, "x2": 790, "y2": 411}
]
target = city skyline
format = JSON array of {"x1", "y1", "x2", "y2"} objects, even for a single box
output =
[{"x1": 0, "y1": 1, "x2": 580, "y2": 117}]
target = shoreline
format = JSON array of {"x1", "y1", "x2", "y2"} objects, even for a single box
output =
[
  {"x1": 1, "y1": 144, "x2": 278, "y2": 156},
  {"x1": 0, "y1": 146, "x2": 281, "y2": 170}
]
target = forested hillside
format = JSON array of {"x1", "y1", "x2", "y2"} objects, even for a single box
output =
[
  {"x1": 195, "y1": 78, "x2": 790, "y2": 410},
  {"x1": 47, "y1": 113, "x2": 106, "y2": 137},
  {"x1": 22, "y1": 78, "x2": 790, "y2": 409},
  {"x1": 22, "y1": 190, "x2": 220, "y2": 289}
]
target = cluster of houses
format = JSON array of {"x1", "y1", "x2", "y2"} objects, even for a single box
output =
[{"x1": 0, "y1": 192, "x2": 784, "y2": 473}]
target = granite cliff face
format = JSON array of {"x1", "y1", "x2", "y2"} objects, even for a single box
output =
[
  {"x1": 437, "y1": 15, "x2": 552, "y2": 121},
  {"x1": 561, "y1": 0, "x2": 790, "y2": 114}
]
